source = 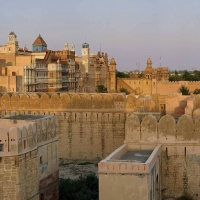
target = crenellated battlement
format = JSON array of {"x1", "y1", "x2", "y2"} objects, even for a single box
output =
[
  {"x1": 126, "y1": 113, "x2": 200, "y2": 144},
  {"x1": 0, "y1": 92, "x2": 126, "y2": 111},
  {"x1": 0, "y1": 115, "x2": 58, "y2": 156}
]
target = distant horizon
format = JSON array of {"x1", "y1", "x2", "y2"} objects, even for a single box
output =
[{"x1": 1, "y1": 0, "x2": 199, "y2": 71}]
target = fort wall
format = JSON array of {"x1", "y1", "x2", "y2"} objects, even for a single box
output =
[
  {"x1": 117, "y1": 78, "x2": 200, "y2": 96},
  {"x1": 0, "y1": 92, "x2": 126, "y2": 160},
  {"x1": 126, "y1": 113, "x2": 200, "y2": 198},
  {"x1": 0, "y1": 92, "x2": 200, "y2": 162},
  {"x1": 157, "y1": 81, "x2": 200, "y2": 95}
]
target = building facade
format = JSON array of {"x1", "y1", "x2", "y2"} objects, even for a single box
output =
[
  {"x1": 0, "y1": 33, "x2": 80, "y2": 92},
  {"x1": 75, "y1": 43, "x2": 116, "y2": 93},
  {"x1": 0, "y1": 33, "x2": 116, "y2": 93},
  {"x1": 117, "y1": 57, "x2": 200, "y2": 96}
]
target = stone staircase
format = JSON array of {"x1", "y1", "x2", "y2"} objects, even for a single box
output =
[{"x1": 117, "y1": 78, "x2": 136, "y2": 94}]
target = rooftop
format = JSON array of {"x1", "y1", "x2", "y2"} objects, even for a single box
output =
[
  {"x1": 32, "y1": 34, "x2": 47, "y2": 46},
  {"x1": 117, "y1": 150, "x2": 152, "y2": 163}
]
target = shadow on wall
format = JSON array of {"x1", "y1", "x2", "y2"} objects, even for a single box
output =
[
  {"x1": 0, "y1": 86, "x2": 7, "y2": 92},
  {"x1": 173, "y1": 100, "x2": 187, "y2": 117}
]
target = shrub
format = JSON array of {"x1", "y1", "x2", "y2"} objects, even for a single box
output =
[
  {"x1": 179, "y1": 85, "x2": 190, "y2": 95},
  {"x1": 59, "y1": 174, "x2": 98, "y2": 200},
  {"x1": 177, "y1": 192, "x2": 193, "y2": 200}
]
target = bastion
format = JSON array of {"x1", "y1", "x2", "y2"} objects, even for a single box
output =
[{"x1": 0, "y1": 114, "x2": 59, "y2": 200}]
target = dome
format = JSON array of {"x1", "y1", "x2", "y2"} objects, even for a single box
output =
[
  {"x1": 82, "y1": 42, "x2": 89, "y2": 48},
  {"x1": 9, "y1": 31, "x2": 17, "y2": 36},
  {"x1": 110, "y1": 58, "x2": 116, "y2": 65}
]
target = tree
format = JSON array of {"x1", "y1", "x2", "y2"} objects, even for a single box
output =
[
  {"x1": 169, "y1": 70, "x2": 181, "y2": 81},
  {"x1": 96, "y1": 85, "x2": 107, "y2": 93},
  {"x1": 179, "y1": 85, "x2": 190, "y2": 95},
  {"x1": 116, "y1": 71, "x2": 130, "y2": 78},
  {"x1": 59, "y1": 174, "x2": 98, "y2": 200},
  {"x1": 193, "y1": 88, "x2": 200, "y2": 94},
  {"x1": 182, "y1": 70, "x2": 193, "y2": 81},
  {"x1": 138, "y1": 72, "x2": 143, "y2": 78},
  {"x1": 120, "y1": 88, "x2": 129, "y2": 95}
]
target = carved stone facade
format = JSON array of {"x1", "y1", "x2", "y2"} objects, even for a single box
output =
[{"x1": 75, "y1": 43, "x2": 116, "y2": 93}]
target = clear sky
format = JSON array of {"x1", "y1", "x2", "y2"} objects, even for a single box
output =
[{"x1": 0, "y1": 0, "x2": 200, "y2": 71}]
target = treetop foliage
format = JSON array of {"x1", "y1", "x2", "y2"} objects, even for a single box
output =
[
  {"x1": 96, "y1": 85, "x2": 107, "y2": 93},
  {"x1": 169, "y1": 70, "x2": 200, "y2": 81}
]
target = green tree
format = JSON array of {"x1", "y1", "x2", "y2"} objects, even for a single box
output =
[
  {"x1": 193, "y1": 88, "x2": 200, "y2": 94},
  {"x1": 96, "y1": 85, "x2": 107, "y2": 93},
  {"x1": 169, "y1": 70, "x2": 181, "y2": 81},
  {"x1": 120, "y1": 88, "x2": 129, "y2": 95},
  {"x1": 116, "y1": 71, "x2": 130, "y2": 78},
  {"x1": 138, "y1": 72, "x2": 143, "y2": 78},
  {"x1": 182, "y1": 70, "x2": 193, "y2": 81},
  {"x1": 193, "y1": 70, "x2": 200, "y2": 81},
  {"x1": 179, "y1": 85, "x2": 190, "y2": 95}
]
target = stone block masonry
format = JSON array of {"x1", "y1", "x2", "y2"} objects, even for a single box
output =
[{"x1": 0, "y1": 92, "x2": 126, "y2": 160}]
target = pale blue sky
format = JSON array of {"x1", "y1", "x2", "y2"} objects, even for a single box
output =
[{"x1": 0, "y1": 0, "x2": 200, "y2": 71}]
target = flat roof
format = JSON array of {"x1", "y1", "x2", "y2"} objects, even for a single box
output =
[
  {"x1": 4, "y1": 114, "x2": 46, "y2": 120},
  {"x1": 118, "y1": 150, "x2": 152, "y2": 163}
]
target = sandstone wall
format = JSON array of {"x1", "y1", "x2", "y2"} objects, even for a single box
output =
[
  {"x1": 117, "y1": 79, "x2": 200, "y2": 97},
  {"x1": 0, "y1": 92, "x2": 126, "y2": 160},
  {"x1": 0, "y1": 157, "x2": 18, "y2": 200},
  {"x1": 157, "y1": 81, "x2": 200, "y2": 95},
  {"x1": 126, "y1": 113, "x2": 200, "y2": 198}
]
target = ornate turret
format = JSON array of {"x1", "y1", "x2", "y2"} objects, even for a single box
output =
[
  {"x1": 64, "y1": 42, "x2": 68, "y2": 50},
  {"x1": 110, "y1": 58, "x2": 116, "y2": 65},
  {"x1": 82, "y1": 42, "x2": 89, "y2": 73},
  {"x1": 109, "y1": 58, "x2": 116, "y2": 92},
  {"x1": 146, "y1": 58, "x2": 152, "y2": 68},
  {"x1": 6, "y1": 31, "x2": 19, "y2": 52},
  {"x1": 71, "y1": 43, "x2": 75, "y2": 52}
]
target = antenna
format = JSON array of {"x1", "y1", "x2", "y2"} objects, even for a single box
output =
[
  {"x1": 85, "y1": 36, "x2": 86, "y2": 43},
  {"x1": 160, "y1": 56, "x2": 161, "y2": 66},
  {"x1": 100, "y1": 44, "x2": 101, "y2": 53},
  {"x1": 138, "y1": 62, "x2": 140, "y2": 73}
]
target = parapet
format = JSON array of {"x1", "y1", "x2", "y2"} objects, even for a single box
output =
[
  {"x1": 125, "y1": 113, "x2": 200, "y2": 145},
  {"x1": 0, "y1": 114, "x2": 58, "y2": 156},
  {"x1": 0, "y1": 92, "x2": 126, "y2": 110},
  {"x1": 98, "y1": 144, "x2": 161, "y2": 174}
]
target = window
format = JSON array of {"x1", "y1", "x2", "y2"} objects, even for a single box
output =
[
  {"x1": 0, "y1": 144, "x2": 3, "y2": 152},
  {"x1": 23, "y1": 140, "x2": 26, "y2": 149},
  {"x1": 40, "y1": 156, "x2": 43, "y2": 164}
]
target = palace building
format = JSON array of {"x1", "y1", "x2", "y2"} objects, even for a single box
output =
[{"x1": 0, "y1": 32, "x2": 116, "y2": 93}]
